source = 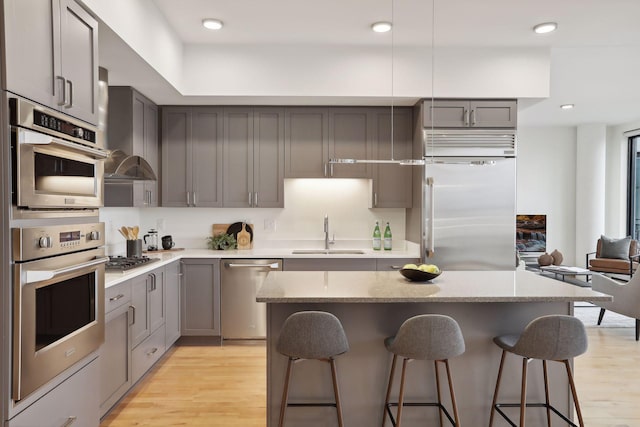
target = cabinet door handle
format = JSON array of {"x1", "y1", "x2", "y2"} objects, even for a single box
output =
[
  {"x1": 426, "y1": 176, "x2": 435, "y2": 257},
  {"x1": 389, "y1": 265, "x2": 402, "y2": 270},
  {"x1": 463, "y1": 109, "x2": 470, "y2": 126},
  {"x1": 324, "y1": 163, "x2": 327, "y2": 177},
  {"x1": 186, "y1": 191, "x2": 190, "y2": 206},
  {"x1": 109, "y1": 293, "x2": 125, "y2": 302},
  {"x1": 56, "y1": 76, "x2": 67, "y2": 106},
  {"x1": 254, "y1": 192, "x2": 258, "y2": 207},
  {"x1": 374, "y1": 192, "x2": 378, "y2": 207},
  {"x1": 146, "y1": 347, "x2": 158, "y2": 356},
  {"x1": 248, "y1": 192, "x2": 252, "y2": 207},
  {"x1": 129, "y1": 305, "x2": 136, "y2": 325},
  {"x1": 192, "y1": 191, "x2": 197, "y2": 207},
  {"x1": 470, "y1": 109, "x2": 476, "y2": 126},
  {"x1": 330, "y1": 163, "x2": 334, "y2": 177},
  {"x1": 60, "y1": 416, "x2": 77, "y2": 427},
  {"x1": 65, "y1": 80, "x2": 73, "y2": 108}
]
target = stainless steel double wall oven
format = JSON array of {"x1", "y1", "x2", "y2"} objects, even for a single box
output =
[{"x1": 9, "y1": 96, "x2": 109, "y2": 401}]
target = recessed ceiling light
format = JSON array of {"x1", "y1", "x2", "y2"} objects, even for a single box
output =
[
  {"x1": 560, "y1": 104, "x2": 574, "y2": 110},
  {"x1": 371, "y1": 21, "x2": 392, "y2": 33},
  {"x1": 202, "y1": 18, "x2": 223, "y2": 30},
  {"x1": 533, "y1": 22, "x2": 557, "y2": 34}
]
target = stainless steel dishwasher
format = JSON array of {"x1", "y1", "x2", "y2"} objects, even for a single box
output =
[{"x1": 221, "y1": 259, "x2": 282, "y2": 339}]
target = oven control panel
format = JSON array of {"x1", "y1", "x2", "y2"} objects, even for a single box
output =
[{"x1": 13, "y1": 222, "x2": 105, "y2": 262}]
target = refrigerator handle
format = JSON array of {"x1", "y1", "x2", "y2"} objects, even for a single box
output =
[{"x1": 426, "y1": 177, "x2": 435, "y2": 257}]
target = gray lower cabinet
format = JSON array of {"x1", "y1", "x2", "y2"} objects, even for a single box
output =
[
  {"x1": 423, "y1": 99, "x2": 517, "y2": 128},
  {"x1": 371, "y1": 108, "x2": 413, "y2": 208},
  {"x1": 8, "y1": 358, "x2": 100, "y2": 427},
  {"x1": 181, "y1": 258, "x2": 221, "y2": 336},
  {"x1": 99, "y1": 289, "x2": 132, "y2": 417},
  {"x1": 283, "y1": 258, "x2": 377, "y2": 271},
  {"x1": 222, "y1": 107, "x2": 285, "y2": 208},
  {"x1": 165, "y1": 261, "x2": 181, "y2": 347},
  {"x1": 161, "y1": 107, "x2": 224, "y2": 207},
  {"x1": 130, "y1": 267, "x2": 166, "y2": 384},
  {"x1": 3, "y1": 0, "x2": 99, "y2": 125},
  {"x1": 105, "y1": 87, "x2": 159, "y2": 207}
]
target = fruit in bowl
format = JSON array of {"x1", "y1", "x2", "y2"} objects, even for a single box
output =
[{"x1": 400, "y1": 263, "x2": 441, "y2": 282}]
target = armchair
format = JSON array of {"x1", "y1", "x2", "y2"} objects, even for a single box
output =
[
  {"x1": 586, "y1": 237, "x2": 640, "y2": 277},
  {"x1": 592, "y1": 273, "x2": 640, "y2": 340}
]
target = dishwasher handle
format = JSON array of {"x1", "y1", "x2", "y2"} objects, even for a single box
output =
[{"x1": 227, "y1": 262, "x2": 280, "y2": 269}]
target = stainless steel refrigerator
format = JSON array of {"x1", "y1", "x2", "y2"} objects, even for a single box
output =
[{"x1": 422, "y1": 129, "x2": 517, "y2": 270}]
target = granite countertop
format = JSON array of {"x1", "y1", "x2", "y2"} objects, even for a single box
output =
[{"x1": 255, "y1": 270, "x2": 613, "y2": 303}]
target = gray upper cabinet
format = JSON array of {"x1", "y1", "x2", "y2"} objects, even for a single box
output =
[
  {"x1": 423, "y1": 99, "x2": 517, "y2": 128},
  {"x1": 328, "y1": 108, "x2": 372, "y2": 178},
  {"x1": 284, "y1": 108, "x2": 329, "y2": 178},
  {"x1": 284, "y1": 107, "x2": 372, "y2": 178},
  {"x1": 105, "y1": 87, "x2": 159, "y2": 207},
  {"x1": 223, "y1": 107, "x2": 285, "y2": 208},
  {"x1": 371, "y1": 108, "x2": 413, "y2": 208},
  {"x1": 161, "y1": 107, "x2": 224, "y2": 207},
  {"x1": 3, "y1": 0, "x2": 99, "y2": 125}
]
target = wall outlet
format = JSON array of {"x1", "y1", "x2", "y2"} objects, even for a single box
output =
[{"x1": 264, "y1": 219, "x2": 277, "y2": 232}]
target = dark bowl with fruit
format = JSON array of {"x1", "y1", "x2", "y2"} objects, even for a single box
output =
[{"x1": 399, "y1": 264, "x2": 441, "y2": 282}]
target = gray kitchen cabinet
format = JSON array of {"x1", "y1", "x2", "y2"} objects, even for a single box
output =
[
  {"x1": 131, "y1": 268, "x2": 164, "y2": 348},
  {"x1": 376, "y1": 258, "x2": 421, "y2": 271},
  {"x1": 164, "y1": 261, "x2": 181, "y2": 347},
  {"x1": 181, "y1": 258, "x2": 221, "y2": 336},
  {"x1": 8, "y1": 358, "x2": 99, "y2": 427},
  {"x1": 222, "y1": 107, "x2": 285, "y2": 208},
  {"x1": 423, "y1": 99, "x2": 517, "y2": 128},
  {"x1": 371, "y1": 108, "x2": 413, "y2": 208},
  {"x1": 284, "y1": 107, "x2": 329, "y2": 178},
  {"x1": 328, "y1": 107, "x2": 373, "y2": 178},
  {"x1": 3, "y1": 0, "x2": 99, "y2": 125},
  {"x1": 105, "y1": 87, "x2": 159, "y2": 207},
  {"x1": 283, "y1": 258, "x2": 376, "y2": 271},
  {"x1": 285, "y1": 107, "x2": 374, "y2": 178},
  {"x1": 131, "y1": 323, "x2": 166, "y2": 385},
  {"x1": 99, "y1": 285, "x2": 132, "y2": 417},
  {"x1": 161, "y1": 107, "x2": 224, "y2": 207}
]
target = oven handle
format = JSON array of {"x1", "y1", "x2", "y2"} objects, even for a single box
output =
[
  {"x1": 17, "y1": 128, "x2": 108, "y2": 159},
  {"x1": 24, "y1": 256, "x2": 109, "y2": 284}
]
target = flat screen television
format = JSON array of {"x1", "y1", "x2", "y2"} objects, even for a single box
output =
[{"x1": 516, "y1": 214, "x2": 547, "y2": 252}]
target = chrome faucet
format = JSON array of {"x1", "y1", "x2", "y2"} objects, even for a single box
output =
[{"x1": 324, "y1": 214, "x2": 334, "y2": 249}]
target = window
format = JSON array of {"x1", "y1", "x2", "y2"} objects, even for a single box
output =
[{"x1": 628, "y1": 135, "x2": 640, "y2": 239}]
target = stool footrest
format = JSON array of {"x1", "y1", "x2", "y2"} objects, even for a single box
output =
[
  {"x1": 494, "y1": 402, "x2": 579, "y2": 427},
  {"x1": 288, "y1": 402, "x2": 337, "y2": 408},
  {"x1": 386, "y1": 402, "x2": 456, "y2": 426}
]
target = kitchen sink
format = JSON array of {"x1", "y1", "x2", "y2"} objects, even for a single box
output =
[{"x1": 291, "y1": 249, "x2": 366, "y2": 255}]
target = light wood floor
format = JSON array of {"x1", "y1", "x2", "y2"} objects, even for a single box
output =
[{"x1": 101, "y1": 328, "x2": 640, "y2": 427}]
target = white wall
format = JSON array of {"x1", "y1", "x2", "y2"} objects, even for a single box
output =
[
  {"x1": 516, "y1": 126, "x2": 577, "y2": 265},
  {"x1": 100, "y1": 179, "x2": 406, "y2": 255}
]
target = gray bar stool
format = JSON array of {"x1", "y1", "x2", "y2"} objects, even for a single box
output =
[
  {"x1": 382, "y1": 314, "x2": 465, "y2": 427},
  {"x1": 489, "y1": 314, "x2": 588, "y2": 427},
  {"x1": 276, "y1": 311, "x2": 349, "y2": 427}
]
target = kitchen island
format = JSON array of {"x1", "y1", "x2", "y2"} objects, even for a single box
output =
[{"x1": 256, "y1": 270, "x2": 612, "y2": 426}]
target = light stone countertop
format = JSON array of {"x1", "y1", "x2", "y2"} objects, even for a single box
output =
[
  {"x1": 104, "y1": 243, "x2": 420, "y2": 288},
  {"x1": 255, "y1": 270, "x2": 613, "y2": 303}
]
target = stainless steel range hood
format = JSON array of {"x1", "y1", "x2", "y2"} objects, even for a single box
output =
[{"x1": 104, "y1": 149, "x2": 157, "y2": 181}]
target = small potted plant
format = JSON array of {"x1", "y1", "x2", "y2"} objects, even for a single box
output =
[{"x1": 206, "y1": 233, "x2": 237, "y2": 250}]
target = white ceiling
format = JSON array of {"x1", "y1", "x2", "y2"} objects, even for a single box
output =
[{"x1": 100, "y1": 0, "x2": 640, "y2": 127}]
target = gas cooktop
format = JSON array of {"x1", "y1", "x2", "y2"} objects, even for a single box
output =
[{"x1": 106, "y1": 256, "x2": 160, "y2": 271}]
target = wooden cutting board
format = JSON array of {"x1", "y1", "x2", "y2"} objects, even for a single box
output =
[{"x1": 212, "y1": 223, "x2": 254, "y2": 250}]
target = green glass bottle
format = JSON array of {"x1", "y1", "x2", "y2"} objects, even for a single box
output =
[
  {"x1": 373, "y1": 221, "x2": 381, "y2": 250},
  {"x1": 383, "y1": 222, "x2": 392, "y2": 250}
]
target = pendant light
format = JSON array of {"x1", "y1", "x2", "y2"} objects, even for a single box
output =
[{"x1": 329, "y1": 0, "x2": 425, "y2": 166}]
